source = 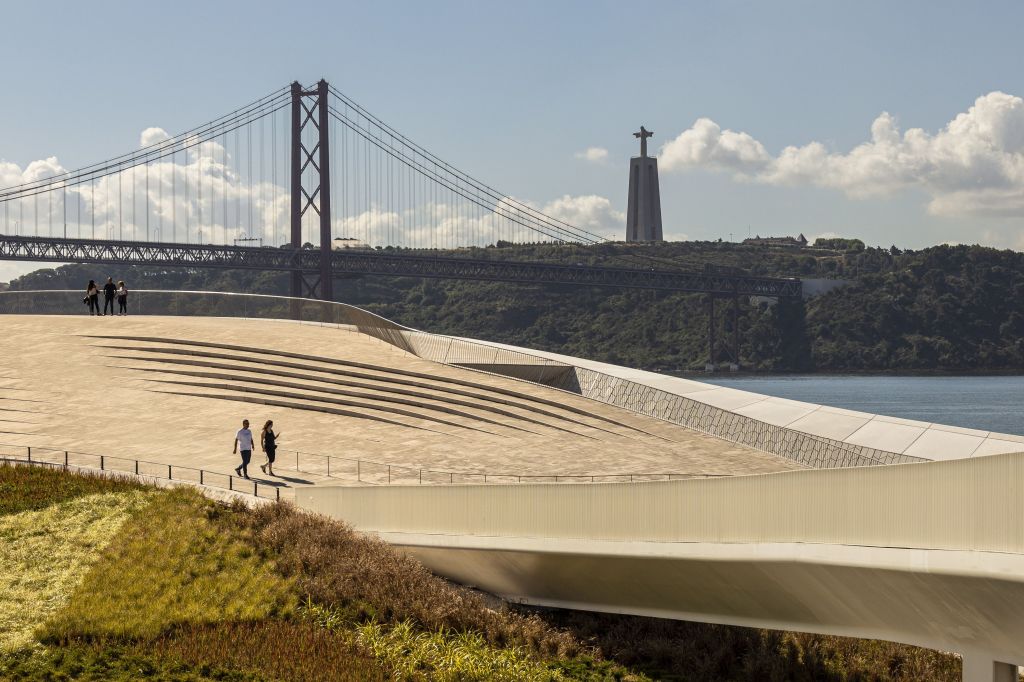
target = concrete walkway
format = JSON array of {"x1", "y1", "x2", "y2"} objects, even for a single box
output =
[{"x1": 0, "y1": 315, "x2": 796, "y2": 498}]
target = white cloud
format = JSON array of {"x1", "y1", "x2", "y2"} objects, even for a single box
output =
[
  {"x1": 659, "y1": 92, "x2": 1024, "y2": 217},
  {"x1": 659, "y1": 118, "x2": 770, "y2": 172},
  {"x1": 140, "y1": 127, "x2": 171, "y2": 147},
  {"x1": 536, "y1": 194, "x2": 624, "y2": 236},
  {"x1": 575, "y1": 146, "x2": 609, "y2": 163}
]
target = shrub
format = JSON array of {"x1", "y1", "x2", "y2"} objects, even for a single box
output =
[{"x1": 242, "y1": 502, "x2": 581, "y2": 659}]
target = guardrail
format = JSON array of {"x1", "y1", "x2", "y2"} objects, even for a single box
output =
[
  {"x1": 0, "y1": 443, "x2": 282, "y2": 501},
  {"x1": 291, "y1": 449, "x2": 733, "y2": 485},
  {"x1": 0, "y1": 289, "x2": 919, "y2": 470},
  {"x1": 0, "y1": 440, "x2": 737, "y2": 492}
]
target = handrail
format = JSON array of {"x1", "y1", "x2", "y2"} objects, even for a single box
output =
[
  {"x1": 290, "y1": 448, "x2": 735, "y2": 484},
  {"x1": 0, "y1": 444, "x2": 281, "y2": 501},
  {"x1": 0, "y1": 441, "x2": 737, "y2": 490},
  {"x1": 0, "y1": 289, "x2": 924, "y2": 469}
]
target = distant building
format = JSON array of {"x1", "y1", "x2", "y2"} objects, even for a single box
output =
[
  {"x1": 742, "y1": 233, "x2": 808, "y2": 248},
  {"x1": 332, "y1": 237, "x2": 372, "y2": 250}
]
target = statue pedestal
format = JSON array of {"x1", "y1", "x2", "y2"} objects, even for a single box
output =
[{"x1": 626, "y1": 155, "x2": 663, "y2": 242}]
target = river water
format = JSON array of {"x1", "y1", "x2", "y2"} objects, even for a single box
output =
[{"x1": 698, "y1": 375, "x2": 1024, "y2": 436}]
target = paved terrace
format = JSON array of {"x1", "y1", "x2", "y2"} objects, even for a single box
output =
[{"x1": 0, "y1": 315, "x2": 795, "y2": 497}]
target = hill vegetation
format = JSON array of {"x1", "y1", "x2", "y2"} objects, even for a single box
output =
[
  {"x1": 0, "y1": 464, "x2": 967, "y2": 680},
  {"x1": 6, "y1": 240, "x2": 1023, "y2": 372}
]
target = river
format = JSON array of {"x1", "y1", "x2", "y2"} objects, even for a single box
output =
[{"x1": 698, "y1": 375, "x2": 1024, "y2": 436}]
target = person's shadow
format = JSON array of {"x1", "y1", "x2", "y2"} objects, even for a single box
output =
[{"x1": 251, "y1": 473, "x2": 315, "y2": 486}]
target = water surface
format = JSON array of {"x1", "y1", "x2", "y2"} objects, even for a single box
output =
[{"x1": 698, "y1": 375, "x2": 1024, "y2": 436}]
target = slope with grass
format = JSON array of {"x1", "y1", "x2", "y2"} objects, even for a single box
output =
[{"x1": 0, "y1": 463, "x2": 974, "y2": 681}]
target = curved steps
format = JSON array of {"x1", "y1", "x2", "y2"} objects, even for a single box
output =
[
  {"x1": 96, "y1": 340, "x2": 672, "y2": 443},
  {"x1": 88, "y1": 335, "x2": 662, "y2": 437}
]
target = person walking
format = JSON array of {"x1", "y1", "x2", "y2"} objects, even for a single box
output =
[
  {"x1": 116, "y1": 280, "x2": 128, "y2": 315},
  {"x1": 233, "y1": 419, "x2": 254, "y2": 479},
  {"x1": 85, "y1": 280, "x2": 100, "y2": 316},
  {"x1": 260, "y1": 420, "x2": 280, "y2": 476},
  {"x1": 102, "y1": 277, "x2": 116, "y2": 316}
]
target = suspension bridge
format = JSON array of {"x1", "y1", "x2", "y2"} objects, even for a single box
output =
[
  {"x1": 0, "y1": 79, "x2": 801, "y2": 364},
  {"x1": 0, "y1": 80, "x2": 800, "y2": 296}
]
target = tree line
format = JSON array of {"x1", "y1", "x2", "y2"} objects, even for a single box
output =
[{"x1": 7, "y1": 241, "x2": 1022, "y2": 373}]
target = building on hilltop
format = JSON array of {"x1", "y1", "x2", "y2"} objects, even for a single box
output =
[
  {"x1": 742, "y1": 233, "x2": 808, "y2": 247},
  {"x1": 332, "y1": 237, "x2": 372, "y2": 250}
]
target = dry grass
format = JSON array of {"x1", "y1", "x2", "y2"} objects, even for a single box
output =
[
  {"x1": 0, "y1": 490, "x2": 152, "y2": 651},
  {"x1": 302, "y1": 599, "x2": 568, "y2": 681},
  {"x1": 145, "y1": 620, "x2": 385, "y2": 682},
  {"x1": 242, "y1": 503, "x2": 583, "y2": 659},
  {"x1": 42, "y1": 488, "x2": 296, "y2": 643},
  {"x1": 0, "y1": 461, "x2": 146, "y2": 516},
  {"x1": 543, "y1": 609, "x2": 964, "y2": 681}
]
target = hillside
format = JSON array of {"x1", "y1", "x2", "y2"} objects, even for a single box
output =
[
  {"x1": 6, "y1": 240, "x2": 1023, "y2": 372},
  {"x1": 0, "y1": 463, "x2": 964, "y2": 681}
]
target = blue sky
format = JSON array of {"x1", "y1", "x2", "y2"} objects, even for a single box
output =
[{"x1": 1, "y1": 0, "x2": 1023, "y2": 281}]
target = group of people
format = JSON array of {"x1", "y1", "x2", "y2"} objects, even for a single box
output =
[
  {"x1": 232, "y1": 419, "x2": 280, "y2": 478},
  {"x1": 84, "y1": 277, "x2": 129, "y2": 316}
]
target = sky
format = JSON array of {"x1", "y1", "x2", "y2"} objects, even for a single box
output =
[{"x1": 1, "y1": 0, "x2": 1023, "y2": 282}]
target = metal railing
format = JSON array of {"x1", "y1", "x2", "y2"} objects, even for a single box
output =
[
  {"x1": 0, "y1": 440, "x2": 737, "y2": 493},
  {"x1": 290, "y1": 449, "x2": 734, "y2": 485},
  {"x1": 0, "y1": 443, "x2": 282, "y2": 501},
  {"x1": 0, "y1": 289, "x2": 924, "y2": 469}
]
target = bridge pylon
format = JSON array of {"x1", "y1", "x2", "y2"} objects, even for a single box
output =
[{"x1": 290, "y1": 80, "x2": 333, "y2": 301}]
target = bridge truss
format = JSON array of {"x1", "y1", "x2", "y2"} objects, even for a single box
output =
[
  {"x1": 0, "y1": 234, "x2": 802, "y2": 298},
  {"x1": 0, "y1": 78, "x2": 804, "y2": 366}
]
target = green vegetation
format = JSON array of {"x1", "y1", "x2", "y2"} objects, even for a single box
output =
[
  {"x1": 11, "y1": 240, "x2": 1022, "y2": 372},
  {"x1": 0, "y1": 461, "x2": 145, "y2": 515},
  {"x1": 0, "y1": 456, "x2": 972, "y2": 681},
  {"x1": 0, "y1": 489, "x2": 152, "y2": 651},
  {"x1": 42, "y1": 489, "x2": 296, "y2": 642}
]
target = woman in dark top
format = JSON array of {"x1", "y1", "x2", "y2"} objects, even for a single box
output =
[
  {"x1": 260, "y1": 420, "x2": 280, "y2": 476},
  {"x1": 85, "y1": 280, "x2": 100, "y2": 316}
]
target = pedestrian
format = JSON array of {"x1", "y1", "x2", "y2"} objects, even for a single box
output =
[
  {"x1": 260, "y1": 420, "x2": 280, "y2": 476},
  {"x1": 85, "y1": 280, "x2": 100, "y2": 316},
  {"x1": 116, "y1": 280, "x2": 128, "y2": 315},
  {"x1": 233, "y1": 419, "x2": 254, "y2": 479},
  {"x1": 102, "y1": 277, "x2": 116, "y2": 316}
]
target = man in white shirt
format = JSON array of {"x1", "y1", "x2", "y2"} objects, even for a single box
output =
[{"x1": 233, "y1": 419, "x2": 254, "y2": 479}]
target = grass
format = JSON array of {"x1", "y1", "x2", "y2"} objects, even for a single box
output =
[
  {"x1": 0, "y1": 465, "x2": 981, "y2": 681},
  {"x1": 0, "y1": 461, "x2": 146, "y2": 516},
  {"x1": 0, "y1": 490, "x2": 153, "y2": 651},
  {"x1": 145, "y1": 620, "x2": 384, "y2": 682},
  {"x1": 0, "y1": 642, "x2": 267, "y2": 681},
  {"x1": 41, "y1": 488, "x2": 296, "y2": 642},
  {"x1": 542, "y1": 608, "x2": 965, "y2": 681},
  {"x1": 303, "y1": 600, "x2": 569, "y2": 681},
  {"x1": 241, "y1": 502, "x2": 582, "y2": 658}
]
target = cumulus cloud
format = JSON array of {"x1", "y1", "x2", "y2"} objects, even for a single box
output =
[
  {"x1": 659, "y1": 91, "x2": 1024, "y2": 217},
  {"x1": 659, "y1": 118, "x2": 770, "y2": 172},
  {"x1": 140, "y1": 127, "x2": 171, "y2": 147},
  {"x1": 537, "y1": 194, "x2": 624, "y2": 236},
  {"x1": 575, "y1": 146, "x2": 609, "y2": 163}
]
